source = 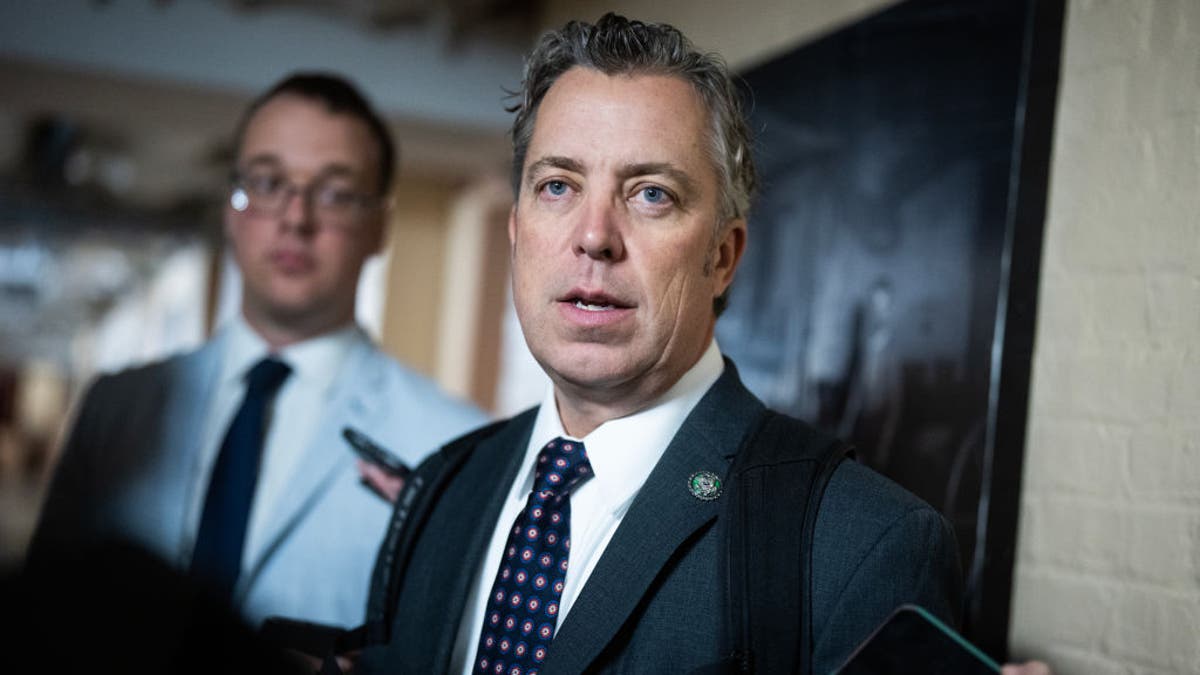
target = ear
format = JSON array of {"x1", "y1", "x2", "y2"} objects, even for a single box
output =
[
  {"x1": 711, "y1": 217, "x2": 747, "y2": 297},
  {"x1": 507, "y1": 204, "x2": 519, "y2": 250},
  {"x1": 364, "y1": 199, "x2": 392, "y2": 256},
  {"x1": 351, "y1": 196, "x2": 390, "y2": 259}
]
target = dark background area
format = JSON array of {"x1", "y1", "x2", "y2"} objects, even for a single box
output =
[{"x1": 716, "y1": 0, "x2": 1063, "y2": 658}]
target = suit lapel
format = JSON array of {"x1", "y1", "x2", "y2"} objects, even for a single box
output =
[
  {"x1": 421, "y1": 412, "x2": 537, "y2": 673},
  {"x1": 542, "y1": 362, "x2": 765, "y2": 674},
  {"x1": 238, "y1": 339, "x2": 382, "y2": 587},
  {"x1": 156, "y1": 338, "x2": 225, "y2": 565}
]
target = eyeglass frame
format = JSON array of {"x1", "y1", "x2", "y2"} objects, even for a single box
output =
[{"x1": 227, "y1": 165, "x2": 386, "y2": 229}]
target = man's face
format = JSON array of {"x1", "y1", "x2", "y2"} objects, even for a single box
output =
[
  {"x1": 225, "y1": 93, "x2": 384, "y2": 343},
  {"x1": 510, "y1": 67, "x2": 746, "y2": 414}
]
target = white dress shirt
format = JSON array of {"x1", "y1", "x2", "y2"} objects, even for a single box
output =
[
  {"x1": 184, "y1": 315, "x2": 362, "y2": 574},
  {"x1": 450, "y1": 340, "x2": 725, "y2": 674}
]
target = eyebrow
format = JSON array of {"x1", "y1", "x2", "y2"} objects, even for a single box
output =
[
  {"x1": 525, "y1": 156, "x2": 697, "y2": 195},
  {"x1": 617, "y1": 162, "x2": 697, "y2": 196},
  {"x1": 525, "y1": 156, "x2": 585, "y2": 185},
  {"x1": 240, "y1": 154, "x2": 361, "y2": 181}
]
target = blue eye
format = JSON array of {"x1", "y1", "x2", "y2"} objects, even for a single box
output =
[
  {"x1": 545, "y1": 180, "x2": 568, "y2": 196},
  {"x1": 639, "y1": 186, "x2": 674, "y2": 205}
]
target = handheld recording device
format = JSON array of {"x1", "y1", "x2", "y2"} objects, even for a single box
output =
[
  {"x1": 833, "y1": 604, "x2": 1000, "y2": 675},
  {"x1": 342, "y1": 426, "x2": 410, "y2": 478}
]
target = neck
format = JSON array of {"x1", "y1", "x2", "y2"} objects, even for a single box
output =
[
  {"x1": 554, "y1": 393, "x2": 642, "y2": 439},
  {"x1": 241, "y1": 307, "x2": 354, "y2": 350},
  {"x1": 552, "y1": 331, "x2": 718, "y2": 437},
  {"x1": 552, "y1": 359, "x2": 703, "y2": 439}
]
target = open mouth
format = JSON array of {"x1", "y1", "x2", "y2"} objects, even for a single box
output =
[
  {"x1": 572, "y1": 299, "x2": 616, "y2": 312},
  {"x1": 561, "y1": 289, "x2": 633, "y2": 313}
]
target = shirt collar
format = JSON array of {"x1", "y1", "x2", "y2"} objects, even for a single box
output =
[
  {"x1": 523, "y1": 340, "x2": 725, "y2": 513},
  {"x1": 218, "y1": 314, "x2": 362, "y2": 392}
]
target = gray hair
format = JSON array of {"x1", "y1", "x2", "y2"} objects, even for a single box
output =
[{"x1": 508, "y1": 13, "x2": 757, "y2": 223}]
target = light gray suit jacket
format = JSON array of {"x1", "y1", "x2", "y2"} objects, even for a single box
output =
[
  {"x1": 32, "y1": 328, "x2": 487, "y2": 627},
  {"x1": 358, "y1": 360, "x2": 961, "y2": 674}
]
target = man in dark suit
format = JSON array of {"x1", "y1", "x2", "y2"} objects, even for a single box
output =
[{"x1": 353, "y1": 14, "x2": 961, "y2": 674}]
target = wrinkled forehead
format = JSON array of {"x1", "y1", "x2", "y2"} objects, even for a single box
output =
[{"x1": 526, "y1": 69, "x2": 716, "y2": 179}]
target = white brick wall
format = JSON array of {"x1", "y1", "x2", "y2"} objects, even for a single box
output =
[{"x1": 1010, "y1": 1, "x2": 1200, "y2": 673}]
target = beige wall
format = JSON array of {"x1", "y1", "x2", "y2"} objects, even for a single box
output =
[
  {"x1": 380, "y1": 178, "x2": 458, "y2": 378},
  {"x1": 1009, "y1": 1, "x2": 1200, "y2": 672},
  {"x1": 380, "y1": 176, "x2": 513, "y2": 410}
]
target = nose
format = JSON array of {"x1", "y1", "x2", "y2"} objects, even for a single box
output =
[
  {"x1": 279, "y1": 186, "x2": 317, "y2": 234},
  {"x1": 573, "y1": 197, "x2": 625, "y2": 261}
]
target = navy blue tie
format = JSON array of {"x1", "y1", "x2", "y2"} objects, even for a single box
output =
[
  {"x1": 472, "y1": 437, "x2": 593, "y2": 675},
  {"x1": 190, "y1": 356, "x2": 291, "y2": 598}
]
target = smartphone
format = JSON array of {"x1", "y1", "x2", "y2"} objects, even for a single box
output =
[
  {"x1": 833, "y1": 604, "x2": 1001, "y2": 675},
  {"x1": 342, "y1": 426, "x2": 410, "y2": 478}
]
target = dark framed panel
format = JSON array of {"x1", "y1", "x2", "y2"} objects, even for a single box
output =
[{"x1": 716, "y1": 0, "x2": 1064, "y2": 658}]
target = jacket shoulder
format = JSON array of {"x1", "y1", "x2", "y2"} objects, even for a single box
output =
[
  {"x1": 359, "y1": 347, "x2": 487, "y2": 423},
  {"x1": 824, "y1": 459, "x2": 941, "y2": 525},
  {"x1": 816, "y1": 460, "x2": 958, "y2": 585},
  {"x1": 73, "y1": 350, "x2": 203, "y2": 416},
  {"x1": 811, "y1": 459, "x2": 963, "y2": 672}
]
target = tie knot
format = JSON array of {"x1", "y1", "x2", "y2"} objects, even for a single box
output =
[
  {"x1": 533, "y1": 437, "x2": 592, "y2": 496},
  {"x1": 245, "y1": 357, "x2": 292, "y2": 395}
]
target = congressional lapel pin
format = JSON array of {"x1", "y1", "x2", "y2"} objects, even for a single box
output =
[{"x1": 688, "y1": 471, "x2": 723, "y2": 501}]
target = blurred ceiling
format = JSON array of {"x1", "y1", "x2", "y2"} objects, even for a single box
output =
[
  {"x1": 221, "y1": 0, "x2": 541, "y2": 36},
  {"x1": 0, "y1": 0, "x2": 533, "y2": 367},
  {"x1": 0, "y1": 0, "x2": 531, "y2": 211},
  {"x1": 0, "y1": 0, "x2": 531, "y2": 127}
]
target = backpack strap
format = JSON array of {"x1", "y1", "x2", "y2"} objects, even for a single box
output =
[
  {"x1": 723, "y1": 410, "x2": 852, "y2": 674},
  {"x1": 364, "y1": 417, "x2": 513, "y2": 645}
]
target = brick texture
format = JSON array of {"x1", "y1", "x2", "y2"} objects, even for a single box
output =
[{"x1": 1009, "y1": 1, "x2": 1200, "y2": 673}]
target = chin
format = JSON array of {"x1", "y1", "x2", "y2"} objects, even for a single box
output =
[
  {"x1": 537, "y1": 347, "x2": 639, "y2": 392},
  {"x1": 255, "y1": 294, "x2": 334, "y2": 324}
]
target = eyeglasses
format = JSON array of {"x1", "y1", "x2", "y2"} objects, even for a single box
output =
[{"x1": 229, "y1": 168, "x2": 382, "y2": 229}]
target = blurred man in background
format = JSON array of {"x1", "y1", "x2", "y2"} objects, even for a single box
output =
[{"x1": 31, "y1": 73, "x2": 486, "y2": 628}]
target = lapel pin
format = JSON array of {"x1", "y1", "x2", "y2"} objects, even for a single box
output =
[{"x1": 688, "y1": 471, "x2": 723, "y2": 501}]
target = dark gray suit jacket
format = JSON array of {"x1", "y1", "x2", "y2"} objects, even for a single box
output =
[{"x1": 358, "y1": 361, "x2": 961, "y2": 674}]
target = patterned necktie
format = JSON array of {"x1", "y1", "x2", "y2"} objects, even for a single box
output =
[
  {"x1": 190, "y1": 356, "x2": 291, "y2": 599},
  {"x1": 472, "y1": 437, "x2": 593, "y2": 675}
]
